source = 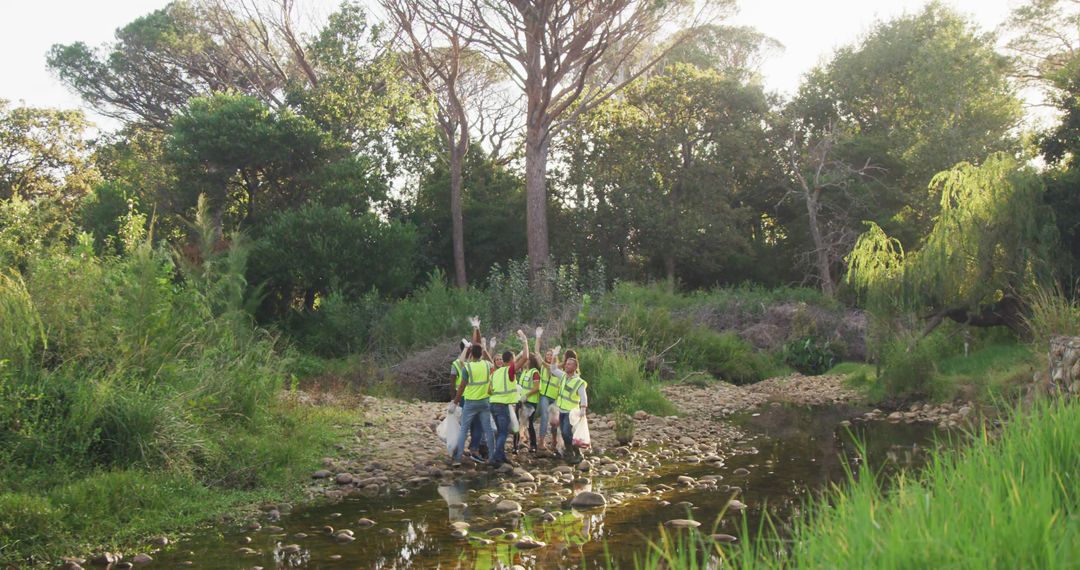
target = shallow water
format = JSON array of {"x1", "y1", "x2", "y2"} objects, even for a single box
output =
[{"x1": 149, "y1": 404, "x2": 953, "y2": 569}]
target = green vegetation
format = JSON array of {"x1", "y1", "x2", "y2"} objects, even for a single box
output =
[
  {"x1": 577, "y1": 348, "x2": 676, "y2": 416},
  {"x1": 0, "y1": 211, "x2": 354, "y2": 565}
]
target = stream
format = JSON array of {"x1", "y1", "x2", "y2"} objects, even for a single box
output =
[{"x1": 147, "y1": 403, "x2": 956, "y2": 569}]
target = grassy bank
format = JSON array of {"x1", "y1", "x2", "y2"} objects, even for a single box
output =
[
  {"x1": 0, "y1": 231, "x2": 354, "y2": 565},
  {"x1": 636, "y1": 397, "x2": 1080, "y2": 569}
]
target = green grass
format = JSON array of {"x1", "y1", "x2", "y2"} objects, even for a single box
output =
[{"x1": 637, "y1": 398, "x2": 1080, "y2": 569}]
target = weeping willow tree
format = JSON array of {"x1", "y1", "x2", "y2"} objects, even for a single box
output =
[{"x1": 847, "y1": 153, "x2": 1057, "y2": 337}]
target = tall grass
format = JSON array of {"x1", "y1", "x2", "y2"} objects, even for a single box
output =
[
  {"x1": 635, "y1": 398, "x2": 1080, "y2": 569},
  {"x1": 1024, "y1": 284, "x2": 1080, "y2": 350}
]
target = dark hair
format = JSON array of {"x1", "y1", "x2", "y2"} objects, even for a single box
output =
[
  {"x1": 470, "y1": 344, "x2": 482, "y2": 359},
  {"x1": 459, "y1": 340, "x2": 468, "y2": 351},
  {"x1": 501, "y1": 350, "x2": 513, "y2": 364},
  {"x1": 528, "y1": 354, "x2": 541, "y2": 370},
  {"x1": 563, "y1": 349, "x2": 578, "y2": 363}
]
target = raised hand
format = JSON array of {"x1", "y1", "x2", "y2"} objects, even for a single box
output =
[
  {"x1": 469, "y1": 316, "x2": 481, "y2": 328},
  {"x1": 535, "y1": 326, "x2": 544, "y2": 338},
  {"x1": 489, "y1": 337, "x2": 498, "y2": 350},
  {"x1": 552, "y1": 345, "x2": 561, "y2": 357}
]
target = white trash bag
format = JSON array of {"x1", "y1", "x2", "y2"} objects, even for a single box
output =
[
  {"x1": 570, "y1": 408, "x2": 591, "y2": 448},
  {"x1": 437, "y1": 403, "x2": 463, "y2": 456},
  {"x1": 548, "y1": 403, "x2": 561, "y2": 428},
  {"x1": 509, "y1": 406, "x2": 520, "y2": 433}
]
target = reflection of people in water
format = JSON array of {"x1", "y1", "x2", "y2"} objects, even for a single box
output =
[{"x1": 437, "y1": 482, "x2": 468, "y2": 523}]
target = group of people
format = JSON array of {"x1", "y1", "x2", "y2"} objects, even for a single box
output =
[{"x1": 448, "y1": 317, "x2": 588, "y2": 468}]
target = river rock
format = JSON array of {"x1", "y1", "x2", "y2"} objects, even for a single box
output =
[
  {"x1": 115, "y1": 563, "x2": 133, "y2": 570},
  {"x1": 236, "y1": 548, "x2": 258, "y2": 555},
  {"x1": 733, "y1": 468, "x2": 750, "y2": 476},
  {"x1": 569, "y1": 491, "x2": 607, "y2": 508},
  {"x1": 665, "y1": 519, "x2": 701, "y2": 529},
  {"x1": 727, "y1": 499, "x2": 748, "y2": 510},
  {"x1": 634, "y1": 410, "x2": 649, "y2": 420},
  {"x1": 577, "y1": 460, "x2": 592, "y2": 471},
  {"x1": 335, "y1": 473, "x2": 354, "y2": 485},
  {"x1": 712, "y1": 533, "x2": 738, "y2": 543},
  {"x1": 485, "y1": 528, "x2": 506, "y2": 536},
  {"x1": 451, "y1": 529, "x2": 469, "y2": 539},
  {"x1": 515, "y1": 538, "x2": 547, "y2": 549},
  {"x1": 312, "y1": 470, "x2": 332, "y2": 479},
  {"x1": 149, "y1": 537, "x2": 169, "y2": 547},
  {"x1": 496, "y1": 500, "x2": 522, "y2": 513},
  {"x1": 379, "y1": 528, "x2": 395, "y2": 536},
  {"x1": 335, "y1": 533, "x2": 356, "y2": 544},
  {"x1": 527, "y1": 507, "x2": 547, "y2": 516},
  {"x1": 89, "y1": 553, "x2": 119, "y2": 566},
  {"x1": 132, "y1": 554, "x2": 153, "y2": 565},
  {"x1": 450, "y1": 521, "x2": 470, "y2": 531},
  {"x1": 677, "y1": 475, "x2": 695, "y2": 486},
  {"x1": 281, "y1": 544, "x2": 302, "y2": 554},
  {"x1": 357, "y1": 518, "x2": 376, "y2": 527}
]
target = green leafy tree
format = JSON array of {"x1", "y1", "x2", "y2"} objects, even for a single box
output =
[
  {"x1": 794, "y1": 3, "x2": 1021, "y2": 246},
  {"x1": 0, "y1": 101, "x2": 97, "y2": 204},
  {"x1": 249, "y1": 202, "x2": 419, "y2": 315},
  {"x1": 847, "y1": 154, "x2": 1057, "y2": 337}
]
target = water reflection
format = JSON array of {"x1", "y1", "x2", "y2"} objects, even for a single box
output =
[{"x1": 149, "y1": 404, "x2": 954, "y2": 569}]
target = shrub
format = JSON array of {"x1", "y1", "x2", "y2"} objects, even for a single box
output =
[
  {"x1": 783, "y1": 336, "x2": 841, "y2": 375},
  {"x1": 1024, "y1": 284, "x2": 1080, "y2": 350},
  {"x1": 577, "y1": 348, "x2": 675, "y2": 415},
  {"x1": 876, "y1": 337, "x2": 940, "y2": 399},
  {"x1": 0, "y1": 492, "x2": 61, "y2": 563}
]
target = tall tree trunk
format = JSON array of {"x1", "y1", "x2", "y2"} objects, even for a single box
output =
[
  {"x1": 524, "y1": 126, "x2": 551, "y2": 285},
  {"x1": 806, "y1": 192, "x2": 835, "y2": 296},
  {"x1": 449, "y1": 145, "x2": 467, "y2": 289}
]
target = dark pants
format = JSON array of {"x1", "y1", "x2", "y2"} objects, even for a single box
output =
[
  {"x1": 468, "y1": 415, "x2": 487, "y2": 459},
  {"x1": 517, "y1": 402, "x2": 537, "y2": 451},
  {"x1": 560, "y1": 410, "x2": 580, "y2": 460}
]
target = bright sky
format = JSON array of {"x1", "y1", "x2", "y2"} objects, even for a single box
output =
[{"x1": 0, "y1": 0, "x2": 1026, "y2": 129}]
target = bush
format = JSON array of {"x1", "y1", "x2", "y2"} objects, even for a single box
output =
[
  {"x1": 783, "y1": 336, "x2": 841, "y2": 375},
  {"x1": 0, "y1": 492, "x2": 61, "y2": 563},
  {"x1": 577, "y1": 348, "x2": 675, "y2": 416},
  {"x1": 1024, "y1": 284, "x2": 1080, "y2": 350},
  {"x1": 876, "y1": 337, "x2": 941, "y2": 399}
]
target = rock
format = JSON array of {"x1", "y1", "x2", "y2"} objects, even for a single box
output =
[
  {"x1": 357, "y1": 518, "x2": 376, "y2": 527},
  {"x1": 496, "y1": 500, "x2": 522, "y2": 513},
  {"x1": 115, "y1": 563, "x2": 133, "y2": 570},
  {"x1": 665, "y1": 519, "x2": 701, "y2": 529},
  {"x1": 485, "y1": 528, "x2": 506, "y2": 537},
  {"x1": 281, "y1": 544, "x2": 302, "y2": 554},
  {"x1": 451, "y1": 529, "x2": 469, "y2": 539},
  {"x1": 335, "y1": 533, "x2": 356, "y2": 544},
  {"x1": 569, "y1": 491, "x2": 607, "y2": 508},
  {"x1": 677, "y1": 475, "x2": 695, "y2": 486},
  {"x1": 312, "y1": 470, "x2": 332, "y2": 479},
  {"x1": 379, "y1": 528, "x2": 396, "y2": 536},
  {"x1": 335, "y1": 473, "x2": 354, "y2": 485},
  {"x1": 733, "y1": 468, "x2": 750, "y2": 476},
  {"x1": 679, "y1": 437, "x2": 696, "y2": 446},
  {"x1": 236, "y1": 548, "x2": 258, "y2": 555},
  {"x1": 515, "y1": 470, "x2": 536, "y2": 482},
  {"x1": 838, "y1": 420, "x2": 852, "y2": 427},
  {"x1": 132, "y1": 554, "x2": 153, "y2": 565},
  {"x1": 577, "y1": 460, "x2": 591, "y2": 472},
  {"x1": 727, "y1": 499, "x2": 748, "y2": 510},
  {"x1": 149, "y1": 537, "x2": 169, "y2": 547},
  {"x1": 89, "y1": 553, "x2": 119, "y2": 566},
  {"x1": 634, "y1": 410, "x2": 649, "y2": 420},
  {"x1": 329, "y1": 555, "x2": 342, "y2": 560},
  {"x1": 504, "y1": 532, "x2": 519, "y2": 540},
  {"x1": 887, "y1": 412, "x2": 904, "y2": 422},
  {"x1": 515, "y1": 538, "x2": 547, "y2": 549},
  {"x1": 450, "y1": 521, "x2": 470, "y2": 530},
  {"x1": 527, "y1": 507, "x2": 547, "y2": 516},
  {"x1": 711, "y1": 533, "x2": 738, "y2": 543},
  {"x1": 240, "y1": 536, "x2": 252, "y2": 544}
]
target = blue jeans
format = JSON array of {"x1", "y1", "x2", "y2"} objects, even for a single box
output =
[
  {"x1": 468, "y1": 414, "x2": 484, "y2": 455},
  {"x1": 454, "y1": 399, "x2": 495, "y2": 463},
  {"x1": 490, "y1": 403, "x2": 512, "y2": 465},
  {"x1": 560, "y1": 410, "x2": 575, "y2": 453},
  {"x1": 538, "y1": 395, "x2": 555, "y2": 438}
]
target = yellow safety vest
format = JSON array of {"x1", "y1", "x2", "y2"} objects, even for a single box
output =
[
  {"x1": 489, "y1": 365, "x2": 519, "y2": 404},
  {"x1": 522, "y1": 368, "x2": 540, "y2": 404},
  {"x1": 452, "y1": 361, "x2": 465, "y2": 392},
  {"x1": 557, "y1": 374, "x2": 586, "y2": 412},
  {"x1": 540, "y1": 367, "x2": 560, "y2": 399},
  {"x1": 462, "y1": 361, "x2": 492, "y2": 401}
]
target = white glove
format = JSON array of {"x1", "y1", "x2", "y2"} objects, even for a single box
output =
[
  {"x1": 489, "y1": 338, "x2": 498, "y2": 350},
  {"x1": 469, "y1": 316, "x2": 480, "y2": 328},
  {"x1": 460, "y1": 338, "x2": 470, "y2": 347},
  {"x1": 481, "y1": 337, "x2": 488, "y2": 349},
  {"x1": 516, "y1": 329, "x2": 526, "y2": 340},
  {"x1": 535, "y1": 326, "x2": 544, "y2": 338},
  {"x1": 552, "y1": 346, "x2": 561, "y2": 357}
]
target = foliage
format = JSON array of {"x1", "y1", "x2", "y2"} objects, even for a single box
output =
[
  {"x1": 0, "y1": 100, "x2": 98, "y2": 204},
  {"x1": 782, "y1": 336, "x2": 840, "y2": 375},
  {"x1": 1024, "y1": 283, "x2": 1080, "y2": 350},
  {"x1": 847, "y1": 154, "x2": 1056, "y2": 323},
  {"x1": 576, "y1": 348, "x2": 675, "y2": 416},
  {"x1": 723, "y1": 399, "x2": 1080, "y2": 569},
  {"x1": 249, "y1": 202, "x2": 419, "y2": 314}
]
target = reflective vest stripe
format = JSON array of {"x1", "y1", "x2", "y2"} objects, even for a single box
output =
[
  {"x1": 557, "y1": 374, "x2": 585, "y2": 411},
  {"x1": 462, "y1": 361, "x2": 491, "y2": 400}
]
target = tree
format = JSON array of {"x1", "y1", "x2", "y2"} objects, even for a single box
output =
[
  {"x1": 794, "y1": 3, "x2": 1021, "y2": 245},
  {"x1": 0, "y1": 100, "x2": 97, "y2": 204},
  {"x1": 381, "y1": 0, "x2": 517, "y2": 289},
  {"x1": 847, "y1": 154, "x2": 1057, "y2": 337},
  {"x1": 434, "y1": 0, "x2": 726, "y2": 282},
  {"x1": 48, "y1": 0, "x2": 317, "y2": 129},
  {"x1": 165, "y1": 93, "x2": 383, "y2": 237},
  {"x1": 558, "y1": 63, "x2": 769, "y2": 287}
]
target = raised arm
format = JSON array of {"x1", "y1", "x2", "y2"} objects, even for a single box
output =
[
  {"x1": 534, "y1": 326, "x2": 543, "y2": 358},
  {"x1": 469, "y1": 316, "x2": 481, "y2": 346},
  {"x1": 514, "y1": 330, "x2": 529, "y2": 368}
]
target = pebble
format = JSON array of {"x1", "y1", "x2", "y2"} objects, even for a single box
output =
[
  {"x1": 357, "y1": 518, "x2": 376, "y2": 527},
  {"x1": 89, "y1": 553, "x2": 118, "y2": 566},
  {"x1": 496, "y1": 500, "x2": 522, "y2": 513},
  {"x1": 149, "y1": 537, "x2": 169, "y2": 547},
  {"x1": 664, "y1": 519, "x2": 701, "y2": 529},
  {"x1": 131, "y1": 554, "x2": 153, "y2": 565},
  {"x1": 312, "y1": 470, "x2": 332, "y2": 479},
  {"x1": 515, "y1": 538, "x2": 547, "y2": 549},
  {"x1": 712, "y1": 533, "x2": 738, "y2": 543},
  {"x1": 281, "y1": 544, "x2": 301, "y2": 554},
  {"x1": 569, "y1": 491, "x2": 607, "y2": 508},
  {"x1": 451, "y1": 529, "x2": 469, "y2": 539},
  {"x1": 733, "y1": 468, "x2": 750, "y2": 476}
]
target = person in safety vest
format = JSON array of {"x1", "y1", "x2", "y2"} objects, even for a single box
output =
[
  {"x1": 451, "y1": 336, "x2": 488, "y2": 461},
  {"x1": 546, "y1": 346, "x2": 588, "y2": 464},
  {"x1": 450, "y1": 318, "x2": 497, "y2": 467},
  {"x1": 534, "y1": 328, "x2": 562, "y2": 452},
  {"x1": 515, "y1": 352, "x2": 542, "y2": 453},
  {"x1": 488, "y1": 330, "x2": 531, "y2": 467}
]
